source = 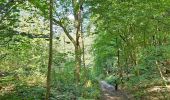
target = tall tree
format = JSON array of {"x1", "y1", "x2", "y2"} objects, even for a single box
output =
[
  {"x1": 53, "y1": 0, "x2": 85, "y2": 83},
  {"x1": 72, "y1": 0, "x2": 84, "y2": 83},
  {"x1": 45, "y1": 0, "x2": 53, "y2": 99},
  {"x1": 29, "y1": 0, "x2": 85, "y2": 83}
]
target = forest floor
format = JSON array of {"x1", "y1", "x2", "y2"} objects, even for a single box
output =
[
  {"x1": 100, "y1": 81, "x2": 170, "y2": 100},
  {"x1": 100, "y1": 81, "x2": 130, "y2": 100}
]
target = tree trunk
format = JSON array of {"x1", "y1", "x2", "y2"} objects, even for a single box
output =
[
  {"x1": 75, "y1": 44, "x2": 81, "y2": 83},
  {"x1": 116, "y1": 37, "x2": 122, "y2": 83},
  {"x1": 72, "y1": 0, "x2": 84, "y2": 84},
  {"x1": 45, "y1": 0, "x2": 53, "y2": 99},
  {"x1": 81, "y1": 20, "x2": 85, "y2": 68},
  {"x1": 53, "y1": 0, "x2": 84, "y2": 84},
  {"x1": 74, "y1": 10, "x2": 81, "y2": 83}
]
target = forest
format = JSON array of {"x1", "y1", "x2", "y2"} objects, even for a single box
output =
[{"x1": 0, "y1": 0, "x2": 170, "y2": 100}]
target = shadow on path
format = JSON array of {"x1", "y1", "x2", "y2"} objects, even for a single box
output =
[{"x1": 100, "y1": 81, "x2": 129, "y2": 100}]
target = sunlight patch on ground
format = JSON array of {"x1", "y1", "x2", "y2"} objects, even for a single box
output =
[
  {"x1": 85, "y1": 80, "x2": 92, "y2": 88},
  {"x1": 148, "y1": 85, "x2": 170, "y2": 92},
  {"x1": 0, "y1": 84, "x2": 15, "y2": 96}
]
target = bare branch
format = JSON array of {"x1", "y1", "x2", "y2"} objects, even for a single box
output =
[{"x1": 53, "y1": 18, "x2": 76, "y2": 46}]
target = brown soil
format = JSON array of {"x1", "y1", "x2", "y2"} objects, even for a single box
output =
[{"x1": 100, "y1": 81, "x2": 130, "y2": 100}]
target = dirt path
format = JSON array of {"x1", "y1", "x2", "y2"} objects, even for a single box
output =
[{"x1": 100, "y1": 81, "x2": 129, "y2": 100}]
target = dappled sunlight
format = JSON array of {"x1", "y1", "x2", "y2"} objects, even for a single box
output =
[
  {"x1": 100, "y1": 81, "x2": 129, "y2": 100},
  {"x1": 0, "y1": 84, "x2": 15, "y2": 96},
  {"x1": 148, "y1": 85, "x2": 170, "y2": 93},
  {"x1": 1, "y1": 0, "x2": 170, "y2": 99},
  {"x1": 85, "y1": 80, "x2": 92, "y2": 88}
]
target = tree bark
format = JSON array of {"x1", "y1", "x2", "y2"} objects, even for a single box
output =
[
  {"x1": 116, "y1": 37, "x2": 122, "y2": 83},
  {"x1": 53, "y1": 0, "x2": 84, "y2": 84},
  {"x1": 72, "y1": 0, "x2": 84, "y2": 83},
  {"x1": 81, "y1": 10, "x2": 85, "y2": 68},
  {"x1": 45, "y1": 0, "x2": 53, "y2": 99}
]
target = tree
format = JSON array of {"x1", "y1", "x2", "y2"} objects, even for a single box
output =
[
  {"x1": 52, "y1": 0, "x2": 85, "y2": 83},
  {"x1": 90, "y1": 0, "x2": 170, "y2": 84},
  {"x1": 45, "y1": 0, "x2": 53, "y2": 99},
  {"x1": 29, "y1": 0, "x2": 85, "y2": 83}
]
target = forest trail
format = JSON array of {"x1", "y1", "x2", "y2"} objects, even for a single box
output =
[{"x1": 100, "y1": 81, "x2": 129, "y2": 100}]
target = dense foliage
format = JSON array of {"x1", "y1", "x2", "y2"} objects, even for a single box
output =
[
  {"x1": 0, "y1": 0, "x2": 170, "y2": 100},
  {"x1": 90, "y1": 0, "x2": 170, "y2": 99}
]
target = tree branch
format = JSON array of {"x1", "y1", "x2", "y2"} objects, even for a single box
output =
[{"x1": 53, "y1": 18, "x2": 76, "y2": 46}]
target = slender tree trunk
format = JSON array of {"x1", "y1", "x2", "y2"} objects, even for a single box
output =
[
  {"x1": 118, "y1": 48, "x2": 123, "y2": 82},
  {"x1": 63, "y1": 36, "x2": 66, "y2": 53},
  {"x1": 75, "y1": 43, "x2": 81, "y2": 83},
  {"x1": 75, "y1": 12, "x2": 81, "y2": 83},
  {"x1": 116, "y1": 37, "x2": 122, "y2": 85},
  {"x1": 45, "y1": 0, "x2": 53, "y2": 99},
  {"x1": 80, "y1": 8, "x2": 88, "y2": 87},
  {"x1": 81, "y1": 20, "x2": 85, "y2": 68},
  {"x1": 72, "y1": 0, "x2": 84, "y2": 83},
  {"x1": 80, "y1": 6, "x2": 85, "y2": 68}
]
